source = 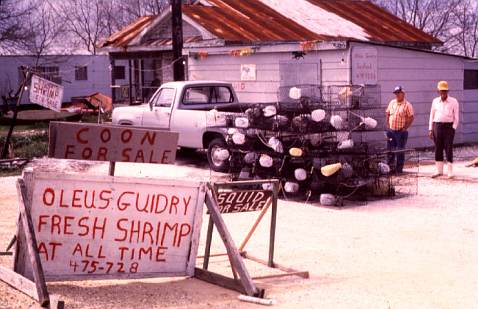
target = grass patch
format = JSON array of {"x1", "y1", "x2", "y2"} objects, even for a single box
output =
[{"x1": 0, "y1": 123, "x2": 49, "y2": 176}]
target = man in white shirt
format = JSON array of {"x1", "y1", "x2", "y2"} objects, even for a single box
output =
[{"x1": 428, "y1": 81, "x2": 460, "y2": 178}]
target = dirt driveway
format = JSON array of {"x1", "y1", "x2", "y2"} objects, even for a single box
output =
[{"x1": 0, "y1": 158, "x2": 477, "y2": 309}]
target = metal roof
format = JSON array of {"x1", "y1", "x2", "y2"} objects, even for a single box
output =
[
  {"x1": 99, "y1": 0, "x2": 442, "y2": 50},
  {"x1": 100, "y1": 16, "x2": 156, "y2": 48},
  {"x1": 186, "y1": 0, "x2": 441, "y2": 44}
]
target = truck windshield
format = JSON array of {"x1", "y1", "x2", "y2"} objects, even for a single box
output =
[{"x1": 150, "y1": 87, "x2": 175, "y2": 107}]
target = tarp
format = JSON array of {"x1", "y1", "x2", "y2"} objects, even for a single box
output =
[{"x1": 85, "y1": 92, "x2": 113, "y2": 112}]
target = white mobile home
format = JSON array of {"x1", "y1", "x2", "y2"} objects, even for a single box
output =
[{"x1": 0, "y1": 55, "x2": 111, "y2": 105}]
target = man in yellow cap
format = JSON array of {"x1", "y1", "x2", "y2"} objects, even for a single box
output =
[{"x1": 428, "y1": 81, "x2": 460, "y2": 178}]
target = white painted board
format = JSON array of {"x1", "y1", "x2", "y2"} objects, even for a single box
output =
[
  {"x1": 352, "y1": 47, "x2": 378, "y2": 85},
  {"x1": 49, "y1": 122, "x2": 178, "y2": 164},
  {"x1": 29, "y1": 75, "x2": 64, "y2": 112},
  {"x1": 23, "y1": 172, "x2": 205, "y2": 280}
]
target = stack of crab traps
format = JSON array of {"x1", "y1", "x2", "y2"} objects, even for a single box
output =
[{"x1": 207, "y1": 84, "x2": 395, "y2": 205}]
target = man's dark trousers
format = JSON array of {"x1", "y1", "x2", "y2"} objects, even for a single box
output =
[{"x1": 386, "y1": 129, "x2": 408, "y2": 173}]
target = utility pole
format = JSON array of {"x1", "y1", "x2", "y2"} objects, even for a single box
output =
[{"x1": 172, "y1": 0, "x2": 185, "y2": 81}]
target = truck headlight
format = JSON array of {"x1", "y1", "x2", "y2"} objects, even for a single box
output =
[{"x1": 235, "y1": 117, "x2": 250, "y2": 128}]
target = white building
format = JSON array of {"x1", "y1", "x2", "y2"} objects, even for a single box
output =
[{"x1": 100, "y1": 0, "x2": 478, "y2": 147}]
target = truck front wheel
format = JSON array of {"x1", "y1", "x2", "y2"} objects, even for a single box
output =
[{"x1": 207, "y1": 138, "x2": 230, "y2": 173}]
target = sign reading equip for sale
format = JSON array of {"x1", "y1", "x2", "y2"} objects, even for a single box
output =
[
  {"x1": 29, "y1": 75, "x2": 64, "y2": 112},
  {"x1": 21, "y1": 172, "x2": 205, "y2": 281}
]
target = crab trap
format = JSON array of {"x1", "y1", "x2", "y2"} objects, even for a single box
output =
[{"x1": 206, "y1": 84, "x2": 413, "y2": 206}]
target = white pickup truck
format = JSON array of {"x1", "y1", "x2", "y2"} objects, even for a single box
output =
[{"x1": 112, "y1": 80, "x2": 240, "y2": 172}]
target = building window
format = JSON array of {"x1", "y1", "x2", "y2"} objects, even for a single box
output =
[
  {"x1": 75, "y1": 66, "x2": 88, "y2": 80},
  {"x1": 464, "y1": 70, "x2": 478, "y2": 90},
  {"x1": 113, "y1": 66, "x2": 126, "y2": 80},
  {"x1": 29, "y1": 66, "x2": 62, "y2": 84}
]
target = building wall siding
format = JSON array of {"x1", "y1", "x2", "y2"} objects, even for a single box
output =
[
  {"x1": 188, "y1": 42, "x2": 472, "y2": 147},
  {"x1": 352, "y1": 42, "x2": 467, "y2": 147},
  {"x1": 188, "y1": 49, "x2": 349, "y2": 103}
]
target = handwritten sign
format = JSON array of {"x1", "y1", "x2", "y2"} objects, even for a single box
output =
[
  {"x1": 352, "y1": 47, "x2": 378, "y2": 85},
  {"x1": 23, "y1": 172, "x2": 204, "y2": 280},
  {"x1": 49, "y1": 122, "x2": 178, "y2": 164},
  {"x1": 215, "y1": 190, "x2": 272, "y2": 213},
  {"x1": 29, "y1": 75, "x2": 64, "y2": 112},
  {"x1": 241, "y1": 64, "x2": 256, "y2": 81}
]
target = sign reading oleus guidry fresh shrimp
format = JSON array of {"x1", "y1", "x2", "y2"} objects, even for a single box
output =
[
  {"x1": 49, "y1": 122, "x2": 178, "y2": 164},
  {"x1": 20, "y1": 172, "x2": 205, "y2": 280}
]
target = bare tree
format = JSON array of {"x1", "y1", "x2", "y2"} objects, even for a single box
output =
[
  {"x1": 47, "y1": 0, "x2": 106, "y2": 54},
  {"x1": 21, "y1": 2, "x2": 66, "y2": 63},
  {"x1": 448, "y1": 0, "x2": 478, "y2": 57},
  {"x1": 372, "y1": 0, "x2": 478, "y2": 57},
  {"x1": 0, "y1": 0, "x2": 36, "y2": 53}
]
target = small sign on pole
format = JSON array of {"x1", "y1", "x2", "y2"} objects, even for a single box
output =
[{"x1": 29, "y1": 75, "x2": 64, "y2": 112}]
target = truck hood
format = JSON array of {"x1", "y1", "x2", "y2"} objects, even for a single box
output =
[{"x1": 112, "y1": 104, "x2": 149, "y2": 125}]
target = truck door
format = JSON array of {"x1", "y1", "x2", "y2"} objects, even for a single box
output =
[
  {"x1": 170, "y1": 86, "x2": 211, "y2": 148},
  {"x1": 142, "y1": 87, "x2": 175, "y2": 129}
]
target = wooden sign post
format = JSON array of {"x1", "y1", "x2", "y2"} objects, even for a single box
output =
[
  {"x1": 14, "y1": 171, "x2": 205, "y2": 282},
  {"x1": 197, "y1": 179, "x2": 309, "y2": 292},
  {"x1": 1, "y1": 121, "x2": 279, "y2": 305}
]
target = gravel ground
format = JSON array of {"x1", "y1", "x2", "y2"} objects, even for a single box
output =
[{"x1": 0, "y1": 153, "x2": 477, "y2": 309}]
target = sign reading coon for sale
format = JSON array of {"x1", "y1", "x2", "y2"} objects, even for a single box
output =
[
  {"x1": 22, "y1": 171, "x2": 205, "y2": 280},
  {"x1": 29, "y1": 74, "x2": 64, "y2": 112},
  {"x1": 49, "y1": 122, "x2": 179, "y2": 164}
]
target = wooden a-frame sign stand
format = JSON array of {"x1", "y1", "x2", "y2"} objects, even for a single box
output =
[
  {"x1": 195, "y1": 180, "x2": 309, "y2": 297},
  {"x1": 0, "y1": 179, "x2": 63, "y2": 308},
  {"x1": 0, "y1": 178, "x2": 269, "y2": 307}
]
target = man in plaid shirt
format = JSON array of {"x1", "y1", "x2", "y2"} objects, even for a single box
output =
[{"x1": 386, "y1": 86, "x2": 414, "y2": 173}]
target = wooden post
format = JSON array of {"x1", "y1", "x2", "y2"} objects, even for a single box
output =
[
  {"x1": 108, "y1": 161, "x2": 116, "y2": 176},
  {"x1": 203, "y1": 190, "x2": 259, "y2": 297},
  {"x1": 128, "y1": 59, "x2": 133, "y2": 105},
  {"x1": 16, "y1": 179, "x2": 49, "y2": 306},
  {"x1": 202, "y1": 216, "x2": 214, "y2": 270},
  {"x1": 268, "y1": 182, "x2": 279, "y2": 267},
  {"x1": 1, "y1": 70, "x2": 30, "y2": 159},
  {"x1": 171, "y1": 0, "x2": 185, "y2": 81},
  {"x1": 110, "y1": 57, "x2": 116, "y2": 103}
]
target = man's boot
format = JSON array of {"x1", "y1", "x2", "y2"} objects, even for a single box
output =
[
  {"x1": 431, "y1": 161, "x2": 444, "y2": 178},
  {"x1": 447, "y1": 162, "x2": 454, "y2": 179}
]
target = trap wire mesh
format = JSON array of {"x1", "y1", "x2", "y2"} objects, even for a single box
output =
[{"x1": 206, "y1": 84, "x2": 417, "y2": 206}]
